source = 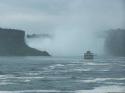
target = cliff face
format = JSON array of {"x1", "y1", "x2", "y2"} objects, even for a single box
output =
[
  {"x1": 104, "y1": 29, "x2": 125, "y2": 56},
  {"x1": 0, "y1": 28, "x2": 50, "y2": 56}
]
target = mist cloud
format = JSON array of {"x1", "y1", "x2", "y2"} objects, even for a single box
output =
[{"x1": 0, "y1": 0, "x2": 124, "y2": 56}]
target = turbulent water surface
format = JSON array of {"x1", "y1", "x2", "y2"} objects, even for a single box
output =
[{"x1": 0, "y1": 56, "x2": 125, "y2": 93}]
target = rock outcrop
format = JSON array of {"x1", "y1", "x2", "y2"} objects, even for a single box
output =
[
  {"x1": 104, "y1": 29, "x2": 125, "y2": 56},
  {"x1": 0, "y1": 28, "x2": 50, "y2": 56}
]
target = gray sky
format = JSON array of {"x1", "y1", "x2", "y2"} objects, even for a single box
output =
[{"x1": 0, "y1": 0, "x2": 124, "y2": 56}]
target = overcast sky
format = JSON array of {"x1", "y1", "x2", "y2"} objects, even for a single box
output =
[{"x1": 0, "y1": 0, "x2": 124, "y2": 56}]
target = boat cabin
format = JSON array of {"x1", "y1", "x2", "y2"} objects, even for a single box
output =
[{"x1": 84, "y1": 51, "x2": 94, "y2": 59}]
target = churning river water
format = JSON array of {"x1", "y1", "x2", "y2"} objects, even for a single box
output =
[{"x1": 0, "y1": 56, "x2": 125, "y2": 93}]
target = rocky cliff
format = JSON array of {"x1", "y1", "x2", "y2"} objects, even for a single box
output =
[
  {"x1": 104, "y1": 29, "x2": 125, "y2": 56},
  {"x1": 0, "y1": 28, "x2": 50, "y2": 56}
]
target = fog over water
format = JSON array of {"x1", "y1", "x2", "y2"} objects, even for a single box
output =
[{"x1": 0, "y1": 0, "x2": 124, "y2": 56}]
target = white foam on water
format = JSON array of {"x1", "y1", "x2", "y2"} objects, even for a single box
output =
[
  {"x1": 43, "y1": 76, "x2": 71, "y2": 80},
  {"x1": 24, "y1": 72, "x2": 41, "y2": 76},
  {"x1": 13, "y1": 76, "x2": 45, "y2": 83},
  {"x1": 0, "y1": 75, "x2": 44, "y2": 80},
  {"x1": 79, "y1": 78, "x2": 125, "y2": 83},
  {"x1": 0, "y1": 75, "x2": 14, "y2": 79},
  {"x1": 23, "y1": 79, "x2": 31, "y2": 82},
  {"x1": 49, "y1": 64, "x2": 65, "y2": 69},
  {"x1": 0, "y1": 92, "x2": 14, "y2": 93},
  {"x1": 0, "y1": 90, "x2": 73, "y2": 93},
  {"x1": 84, "y1": 62, "x2": 109, "y2": 66},
  {"x1": 55, "y1": 64, "x2": 65, "y2": 67},
  {"x1": 105, "y1": 82, "x2": 124, "y2": 85},
  {"x1": 99, "y1": 69, "x2": 109, "y2": 71},
  {"x1": 0, "y1": 86, "x2": 124, "y2": 93},
  {"x1": 0, "y1": 75, "x2": 44, "y2": 83},
  {"x1": 76, "y1": 85, "x2": 125, "y2": 93},
  {"x1": 73, "y1": 68, "x2": 91, "y2": 71},
  {"x1": 12, "y1": 76, "x2": 44, "y2": 79},
  {"x1": 0, "y1": 82, "x2": 15, "y2": 85}
]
